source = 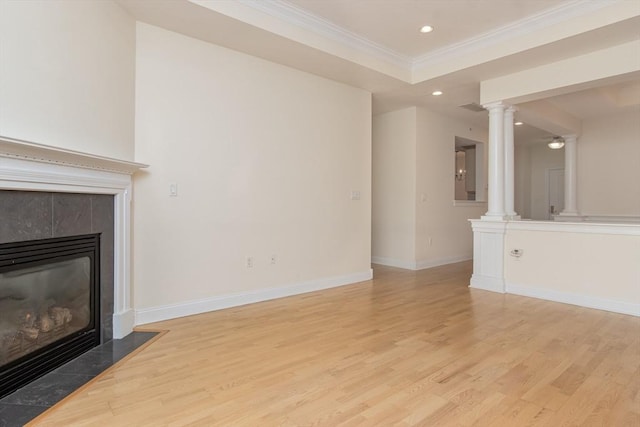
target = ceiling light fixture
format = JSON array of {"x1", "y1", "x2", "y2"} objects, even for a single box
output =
[
  {"x1": 432, "y1": 90, "x2": 443, "y2": 96},
  {"x1": 514, "y1": 121, "x2": 523, "y2": 126},
  {"x1": 548, "y1": 137, "x2": 565, "y2": 149},
  {"x1": 420, "y1": 25, "x2": 434, "y2": 33}
]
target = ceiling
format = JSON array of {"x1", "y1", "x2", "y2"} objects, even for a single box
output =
[
  {"x1": 284, "y1": 0, "x2": 568, "y2": 58},
  {"x1": 118, "y1": 0, "x2": 640, "y2": 144},
  {"x1": 544, "y1": 80, "x2": 640, "y2": 120}
]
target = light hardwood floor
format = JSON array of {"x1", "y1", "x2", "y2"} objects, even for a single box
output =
[{"x1": 31, "y1": 262, "x2": 639, "y2": 426}]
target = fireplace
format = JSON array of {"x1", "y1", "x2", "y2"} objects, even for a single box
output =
[
  {"x1": 0, "y1": 234, "x2": 100, "y2": 398},
  {"x1": 0, "y1": 135, "x2": 147, "y2": 398}
]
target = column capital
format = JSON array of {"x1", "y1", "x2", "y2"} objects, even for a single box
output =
[
  {"x1": 483, "y1": 101, "x2": 508, "y2": 111},
  {"x1": 505, "y1": 105, "x2": 518, "y2": 114}
]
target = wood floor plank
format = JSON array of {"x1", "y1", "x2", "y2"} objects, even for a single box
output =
[{"x1": 29, "y1": 262, "x2": 640, "y2": 426}]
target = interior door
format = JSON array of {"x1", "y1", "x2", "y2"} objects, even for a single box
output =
[{"x1": 547, "y1": 168, "x2": 565, "y2": 219}]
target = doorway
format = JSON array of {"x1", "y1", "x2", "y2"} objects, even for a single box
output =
[{"x1": 547, "y1": 168, "x2": 564, "y2": 219}]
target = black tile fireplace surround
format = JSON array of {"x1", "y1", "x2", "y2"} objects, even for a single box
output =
[
  {"x1": 0, "y1": 190, "x2": 114, "y2": 342},
  {"x1": 0, "y1": 190, "x2": 115, "y2": 398}
]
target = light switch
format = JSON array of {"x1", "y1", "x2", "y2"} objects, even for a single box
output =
[
  {"x1": 169, "y1": 183, "x2": 178, "y2": 197},
  {"x1": 350, "y1": 190, "x2": 361, "y2": 200}
]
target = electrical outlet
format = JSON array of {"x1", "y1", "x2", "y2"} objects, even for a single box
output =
[
  {"x1": 270, "y1": 254, "x2": 277, "y2": 265},
  {"x1": 246, "y1": 257, "x2": 254, "y2": 268},
  {"x1": 510, "y1": 249, "x2": 523, "y2": 258}
]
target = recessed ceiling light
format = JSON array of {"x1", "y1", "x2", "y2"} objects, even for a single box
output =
[
  {"x1": 432, "y1": 90, "x2": 443, "y2": 96},
  {"x1": 514, "y1": 121, "x2": 523, "y2": 126},
  {"x1": 420, "y1": 25, "x2": 434, "y2": 33}
]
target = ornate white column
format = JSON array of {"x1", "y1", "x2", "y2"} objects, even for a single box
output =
[
  {"x1": 559, "y1": 134, "x2": 581, "y2": 218},
  {"x1": 471, "y1": 102, "x2": 508, "y2": 293},
  {"x1": 504, "y1": 106, "x2": 520, "y2": 220},
  {"x1": 482, "y1": 102, "x2": 507, "y2": 221}
]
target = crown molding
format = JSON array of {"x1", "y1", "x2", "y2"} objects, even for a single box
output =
[
  {"x1": 411, "y1": 0, "x2": 616, "y2": 71},
  {"x1": 202, "y1": 0, "x2": 624, "y2": 84},
  {"x1": 237, "y1": 0, "x2": 412, "y2": 69}
]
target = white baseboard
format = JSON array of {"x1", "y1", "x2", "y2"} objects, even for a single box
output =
[
  {"x1": 506, "y1": 282, "x2": 640, "y2": 317},
  {"x1": 372, "y1": 254, "x2": 472, "y2": 271},
  {"x1": 371, "y1": 256, "x2": 415, "y2": 270},
  {"x1": 582, "y1": 214, "x2": 640, "y2": 224},
  {"x1": 470, "y1": 274, "x2": 505, "y2": 293},
  {"x1": 112, "y1": 309, "x2": 135, "y2": 339},
  {"x1": 415, "y1": 254, "x2": 472, "y2": 270},
  {"x1": 135, "y1": 269, "x2": 373, "y2": 325}
]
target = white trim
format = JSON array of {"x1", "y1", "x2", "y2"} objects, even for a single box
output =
[
  {"x1": 371, "y1": 256, "x2": 415, "y2": 270},
  {"x1": 453, "y1": 200, "x2": 487, "y2": 207},
  {"x1": 135, "y1": 269, "x2": 373, "y2": 325},
  {"x1": 372, "y1": 254, "x2": 471, "y2": 271},
  {"x1": 412, "y1": 0, "x2": 613, "y2": 70},
  {"x1": 470, "y1": 274, "x2": 505, "y2": 293},
  {"x1": 415, "y1": 254, "x2": 472, "y2": 270},
  {"x1": 469, "y1": 219, "x2": 509, "y2": 233},
  {"x1": 0, "y1": 137, "x2": 146, "y2": 339},
  {"x1": 469, "y1": 219, "x2": 507, "y2": 294},
  {"x1": 582, "y1": 214, "x2": 640, "y2": 224},
  {"x1": 234, "y1": 0, "x2": 614, "y2": 82},
  {"x1": 234, "y1": 0, "x2": 411, "y2": 68},
  {"x1": 507, "y1": 282, "x2": 640, "y2": 317},
  {"x1": 0, "y1": 135, "x2": 147, "y2": 174},
  {"x1": 113, "y1": 309, "x2": 135, "y2": 337},
  {"x1": 507, "y1": 220, "x2": 640, "y2": 236}
]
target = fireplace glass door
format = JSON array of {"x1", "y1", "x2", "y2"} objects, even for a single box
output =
[
  {"x1": 0, "y1": 257, "x2": 91, "y2": 365},
  {"x1": 0, "y1": 234, "x2": 100, "y2": 398}
]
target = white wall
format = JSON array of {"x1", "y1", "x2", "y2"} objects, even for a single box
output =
[
  {"x1": 0, "y1": 1, "x2": 135, "y2": 160},
  {"x1": 133, "y1": 24, "x2": 371, "y2": 320},
  {"x1": 371, "y1": 107, "x2": 416, "y2": 268},
  {"x1": 415, "y1": 108, "x2": 487, "y2": 267},
  {"x1": 371, "y1": 107, "x2": 487, "y2": 269},
  {"x1": 578, "y1": 109, "x2": 640, "y2": 216},
  {"x1": 505, "y1": 224, "x2": 640, "y2": 316}
]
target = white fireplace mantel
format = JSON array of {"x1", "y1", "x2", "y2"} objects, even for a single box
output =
[{"x1": 0, "y1": 136, "x2": 148, "y2": 338}]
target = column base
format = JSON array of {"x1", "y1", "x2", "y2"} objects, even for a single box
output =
[
  {"x1": 481, "y1": 214, "x2": 508, "y2": 221},
  {"x1": 506, "y1": 214, "x2": 521, "y2": 220},
  {"x1": 470, "y1": 274, "x2": 506, "y2": 293}
]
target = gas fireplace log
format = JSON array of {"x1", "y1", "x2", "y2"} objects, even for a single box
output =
[
  {"x1": 39, "y1": 313, "x2": 54, "y2": 332},
  {"x1": 49, "y1": 307, "x2": 72, "y2": 326},
  {"x1": 21, "y1": 327, "x2": 39, "y2": 341}
]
